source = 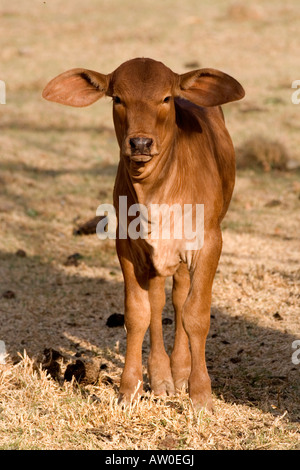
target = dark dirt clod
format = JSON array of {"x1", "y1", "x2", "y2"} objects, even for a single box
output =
[
  {"x1": 273, "y1": 312, "x2": 283, "y2": 321},
  {"x1": 73, "y1": 216, "x2": 106, "y2": 236},
  {"x1": 43, "y1": 348, "x2": 62, "y2": 362},
  {"x1": 230, "y1": 356, "x2": 242, "y2": 364},
  {"x1": 64, "y1": 360, "x2": 86, "y2": 382},
  {"x1": 15, "y1": 249, "x2": 27, "y2": 257},
  {"x1": 44, "y1": 360, "x2": 61, "y2": 380},
  {"x1": 42, "y1": 348, "x2": 63, "y2": 381},
  {"x1": 64, "y1": 358, "x2": 100, "y2": 385},
  {"x1": 64, "y1": 253, "x2": 83, "y2": 266},
  {"x1": 106, "y1": 313, "x2": 124, "y2": 327},
  {"x1": 2, "y1": 290, "x2": 16, "y2": 299}
]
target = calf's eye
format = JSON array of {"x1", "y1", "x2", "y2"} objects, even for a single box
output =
[
  {"x1": 163, "y1": 96, "x2": 171, "y2": 103},
  {"x1": 113, "y1": 96, "x2": 122, "y2": 104}
]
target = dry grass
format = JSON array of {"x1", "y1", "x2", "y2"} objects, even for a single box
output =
[
  {"x1": 0, "y1": 0, "x2": 300, "y2": 451},
  {"x1": 225, "y1": 3, "x2": 265, "y2": 21},
  {"x1": 236, "y1": 136, "x2": 289, "y2": 171},
  {"x1": 0, "y1": 353, "x2": 298, "y2": 450}
]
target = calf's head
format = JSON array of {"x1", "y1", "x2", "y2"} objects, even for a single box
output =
[{"x1": 43, "y1": 57, "x2": 244, "y2": 166}]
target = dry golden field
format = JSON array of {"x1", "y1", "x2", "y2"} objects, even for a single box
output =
[{"x1": 0, "y1": 0, "x2": 299, "y2": 450}]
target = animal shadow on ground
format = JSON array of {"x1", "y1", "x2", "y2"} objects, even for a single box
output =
[{"x1": 0, "y1": 250, "x2": 299, "y2": 422}]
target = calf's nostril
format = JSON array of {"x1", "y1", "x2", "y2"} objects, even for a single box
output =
[
  {"x1": 129, "y1": 138, "x2": 136, "y2": 149},
  {"x1": 145, "y1": 138, "x2": 153, "y2": 149}
]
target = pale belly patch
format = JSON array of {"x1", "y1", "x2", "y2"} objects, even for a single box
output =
[{"x1": 146, "y1": 238, "x2": 183, "y2": 277}]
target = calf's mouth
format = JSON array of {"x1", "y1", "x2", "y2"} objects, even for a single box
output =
[{"x1": 129, "y1": 154, "x2": 153, "y2": 163}]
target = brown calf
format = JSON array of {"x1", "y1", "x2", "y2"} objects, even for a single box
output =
[{"x1": 43, "y1": 58, "x2": 245, "y2": 410}]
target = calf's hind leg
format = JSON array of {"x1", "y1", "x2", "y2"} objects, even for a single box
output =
[
  {"x1": 147, "y1": 275, "x2": 175, "y2": 396},
  {"x1": 170, "y1": 262, "x2": 191, "y2": 391}
]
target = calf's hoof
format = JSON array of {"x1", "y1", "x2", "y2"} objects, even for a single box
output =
[
  {"x1": 188, "y1": 375, "x2": 213, "y2": 412},
  {"x1": 170, "y1": 354, "x2": 191, "y2": 394},
  {"x1": 117, "y1": 388, "x2": 142, "y2": 405},
  {"x1": 118, "y1": 376, "x2": 143, "y2": 404},
  {"x1": 148, "y1": 353, "x2": 175, "y2": 396},
  {"x1": 150, "y1": 377, "x2": 175, "y2": 397},
  {"x1": 190, "y1": 395, "x2": 213, "y2": 413},
  {"x1": 174, "y1": 377, "x2": 189, "y2": 393}
]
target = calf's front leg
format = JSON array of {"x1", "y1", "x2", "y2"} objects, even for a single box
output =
[
  {"x1": 182, "y1": 229, "x2": 222, "y2": 411},
  {"x1": 117, "y1": 252, "x2": 151, "y2": 403}
]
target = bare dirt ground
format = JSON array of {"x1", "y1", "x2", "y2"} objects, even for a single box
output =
[{"x1": 0, "y1": 0, "x2": 299, "y2": 450}]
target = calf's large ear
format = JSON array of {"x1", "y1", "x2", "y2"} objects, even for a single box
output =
[
  {"x1": 42, "y1": 68, "x2": 111, "y2": 107},
  {"x1": 178, "y1": 68, "x2": 245, "y2": 107}
]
